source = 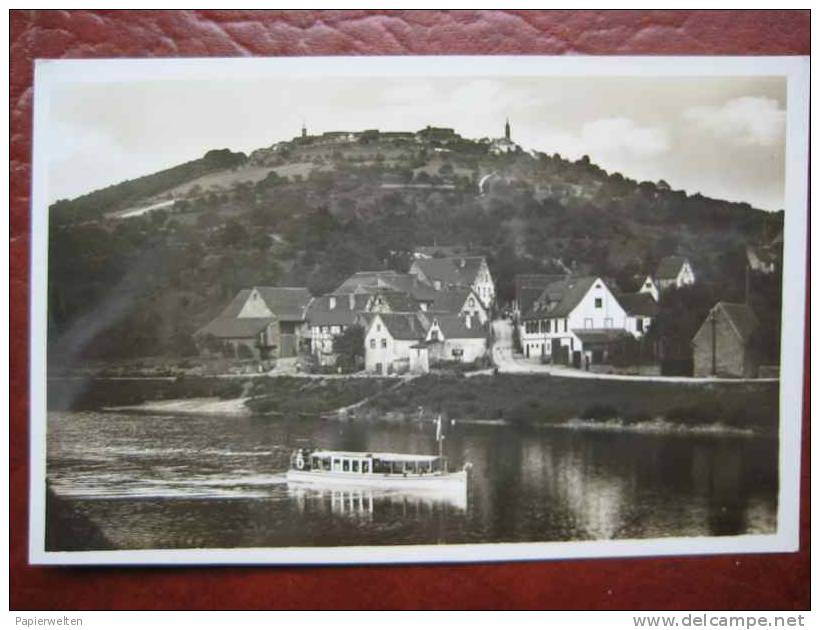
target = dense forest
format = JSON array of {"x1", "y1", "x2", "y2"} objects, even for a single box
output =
[{"x1": 47, "y1": 131, "x2": 784, "y2": 366}]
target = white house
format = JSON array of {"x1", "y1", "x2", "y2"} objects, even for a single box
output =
[
  {"x1": 637, "y1": 275, "x2": 660, "y2": 302},
  {"x1": 364, "y1": 312, "x2": 430, "y2": 375},
  {"x1": 429, "y1": 287, "x2": 489, "y2": 325},
  {"x1": 408, "y1": 256, "x2": 495, "y2": 308},
  {"x1": 425, "y1": 313, "x2": 488, "y2": 364},
  {"x1": 519, "y1": 276, "x2": 632, "y2": 366},
  {"x1": 655, "y1": 256, "x2": 696, "y2": 291}
]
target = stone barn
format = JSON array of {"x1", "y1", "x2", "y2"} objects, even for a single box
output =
[{"x1": 691, "y1": 302, "x2": 759, "y2": 378}]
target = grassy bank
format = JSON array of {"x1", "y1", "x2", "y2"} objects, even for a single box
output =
[
  {"x1": 48, "y1": 374, "x2": 393, "y2": 417},
  {"x1": 363, "y1": 374, "x2": 779, "y2": 431}
]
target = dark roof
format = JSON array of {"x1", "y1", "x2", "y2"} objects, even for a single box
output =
[
  {"x1": 523, "y1": 276, "x2": 599, "y2": 320},
  {"x1": 373, "y1": 291, "x2": 419, "y2": 313},
  {"x1": 431, "y1": 314, "x2": 487, "y2": 340},
  {"x1": 211, "y1": 289, "x2": 252, "y2": 319},
  {"x1": 655, "y1": 256, "x2": 689, "y2": 280},
  {"x1": 716, "y1": 302, "x2": 759, "y2": 342},
  {"x1": 616, "y1": 292, "x2": 659, "y2": 317},
  {"x1": 517, "y1": 287, "x2": 545, "y2": 316},
  {"x1": 572, "y1": 328, "x2": 632, "y2": 344},
  {"x1": 253, "y1": 287, "x2": 312, "y2": 321},
  {"x1": 197, "y1": 317, "x2": 270, "y2": 340},
  {"x1": 373, "y1": 313, "x2": 429, "y2": 341},
  {"x1": 332, "y1": 271, "x2": 438, "y2": 301},
  {"x1": 430, "y1": 288, "x2": 476, "y2": 314},
  {"x1": 411, "y1": 256, "x2": 486, "y2": 289},
  {"x1": 306, "y1": 295, "x2": 363, "y2": 327}
]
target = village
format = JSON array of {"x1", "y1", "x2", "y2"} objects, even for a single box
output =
[{"x1": 195, "y1": 236, "x2": 782, "y2": 382}]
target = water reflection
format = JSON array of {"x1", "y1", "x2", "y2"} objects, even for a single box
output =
[{"x1": 46, "y1": 412, "x2": 778, "y2": 549}]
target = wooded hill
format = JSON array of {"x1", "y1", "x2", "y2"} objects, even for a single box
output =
[{"x1": 48, "y1": 129, "x2": 783, "y2": 364}]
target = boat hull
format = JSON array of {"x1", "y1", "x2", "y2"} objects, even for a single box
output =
[{"x1": 286, "y1": 469, "x2": 468, "y2": 491}]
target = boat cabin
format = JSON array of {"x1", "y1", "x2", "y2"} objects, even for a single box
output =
[{"x1": 292, "y1": 449, "x2": 448, "y2": 475}]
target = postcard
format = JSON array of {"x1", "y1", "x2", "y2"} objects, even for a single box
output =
[{"x1": 28, "y1": 55, "x2": 809, "y2": 564}]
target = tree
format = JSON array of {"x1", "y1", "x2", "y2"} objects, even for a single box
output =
[{"x1": 333, "y1": 325, "x2": 365, "y2": 372}]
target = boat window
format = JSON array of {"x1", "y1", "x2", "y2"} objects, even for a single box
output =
[
  {"x1": 342, "y1": 459, "x2": 350, "y2": 472},
  {"x1": 362, "y1": 460, "x2": 370, "y2": 473},
  {"x1": 332, "y1": 458, "x2": 341, "y2": 471},
  {"x1": 352, "y1": 460, "x2": 360, "y2": 473}
]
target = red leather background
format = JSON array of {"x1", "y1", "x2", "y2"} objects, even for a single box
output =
[{"x1": 9, "y1": 10, "x2": 810, "y2": 610}]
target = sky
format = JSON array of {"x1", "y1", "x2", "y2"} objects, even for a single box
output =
[{"x1": 45, "y1": 74, "x2": 787, "y2": 211}]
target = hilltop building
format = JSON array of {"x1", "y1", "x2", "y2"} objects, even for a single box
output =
[
  {"x1": 197, "y1": 287, "x2": 312, "y2": 359},
  {"x1": 489, "y1": 118, "x2": 518, "y2": 155},
  {"x1": 691, "y1": 302, "x2": 759, "y2": 377}
]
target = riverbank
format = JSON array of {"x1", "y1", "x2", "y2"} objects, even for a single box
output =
[
  {"x1": 106, "y1": 396, "x2": 251, "y2": 416},
  {"x1": 359, "y1": 373, "x2": 779, "y2": 431}
]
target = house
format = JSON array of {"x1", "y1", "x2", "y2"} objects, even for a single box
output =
[
  {"x1": 616, "y1": 292, "x2": 659, "y2": 338},
  {"x1": 425, "y1": 313, "x2": 488, "y2": 364},
  {"x1": 197, "y1": 287, "x2": 313, "y2": 359},
  {"x1": 519, "y1": 276, "x2": 633, "y2": 367},
  {"x1": 364, "y1": 312, "x2": 431, "y2": 375},
  {"x1": 332, "y1": 270, "x2": 439, "y2": 310},
  {"x1": 637, "y1": 275, "x2": 660, "y2": 302},
  {"x1": 655, "y1": 256, "x2": 696, "y2": 290},
  {"x1": 408, "y1": 256, "x2": 495, "y2": 308},
  {"x1": 692, "y1": 302, "x2": 759, "y2": 378},
  {"x1": 306, "y1": 293, "x2": 371, "y2": 366},
  {"x1": 429, "y1": 287, "x2": 489, "y2": 324},
  {"x1": 746, "y1": 245, "x2": 777, "y2": 274}
]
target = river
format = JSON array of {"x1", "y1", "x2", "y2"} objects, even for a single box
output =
[{"x1": 46, "y1": 411, "x2": 777, "y2": 550}]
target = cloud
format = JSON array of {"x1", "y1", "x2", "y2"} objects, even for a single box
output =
[
  {"x1": 536, "y1": 117, "x2": 670, "y2": 162},
  {"x1": 684, "y1": 96, "x2": 785, "y2": 146},
  {"x1": 579, "y1": 117, "x2": 670, "y2": 158}
]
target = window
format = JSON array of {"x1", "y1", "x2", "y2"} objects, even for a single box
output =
[
  {"x1": 362, "y1": 460, "x2": 370, "y2": 474},
  {"x1": 430, "y1": 330, "x2": 439, "y2": 341},
  {"x1": 546, "y1": 320, "x2": 552, "y2": 333},
  {"x1": 604, "y1": 317, "x2": 613, "y2": 328},
  {"x1": 563, "y1": 319, "x2": 568, "y2": 332},
  {"x1": 369, "y1": 339, "x2": 376, "y2": 349},
  {"x1": 352, "y1": 460, "x2": 360, "y2": 473},
  {"x1": 595, "y1": 298, "x2": 603, "y2": 308},
  {"x1": 376, "y1": 324, "x2": 381, "y2": 332},
  {"x1": 584, "y1": 318, "x2": 593, "y2": 328},
  {"x1": 342, "y1": 459, "x2": 350, "y2": 472},
  {"x1": 380, "y1": 338, "x2": 387, "y2": 348},
  {"x1": 637, "y1": 318, "x2": 644, "y2": 332}
]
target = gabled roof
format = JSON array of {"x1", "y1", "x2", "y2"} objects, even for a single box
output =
[
  {"x1": 716, "y1": 302, "x2": 759, "y2": 342},
  {"x1": 616, "y1": 292, "x2": 659, "y2": 317},
  {"x1": 429, "y1": 288, "x2": 478, "y2": 314},
  {"x1": 211, "y1": 289, "x2": 253, "y2": 320},
  {"x1": 332, "y1": 271, "x2": 438, "y2": 301},
  {"x1": 523, "y1": 276, "x2": 599, "y2": 320},
  {"x1": 372, "y1": 291, "x2": 419, "y2": 313},
  {"x1": 655, "y1": 256, "x2": 689, "y2": 280},
  {"x1": 253, "y1": 287, "x2": 313, "y2": 321},
  {"x1": 430, "y1": 314, "x2": 487, "y2": 340},
  {"x1": 370, "y1": 312, "x2": 429, "y2": 341},
  {"x1": 306, "y1": 295, "x2": 364, "y2": 327},
  {"x1": 197, "y1": 316, "x2": 270, "y2": 340},
  {"x1": 412, "y1": 256, "x2": 486, "y2": 288}
]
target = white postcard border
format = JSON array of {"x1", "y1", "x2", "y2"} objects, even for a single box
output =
[{"x1": 28, "y1": 55, "x2": 809, "y2": 565}]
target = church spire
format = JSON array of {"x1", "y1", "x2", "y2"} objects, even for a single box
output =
[{"x1": 504, "y1": 117, "x2": 511, "y2": 141}]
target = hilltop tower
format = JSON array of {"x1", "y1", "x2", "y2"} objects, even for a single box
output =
[
  {"x1": 505, "y1": 118, "x2": 511, "y2": 141},
  {"x1": 301, "y1": 121, "x2": 307, "y2": 138}
]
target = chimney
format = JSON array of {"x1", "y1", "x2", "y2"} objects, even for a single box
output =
[{"x1": 329, "y1": 296, "x2": 337, "y2": 310}]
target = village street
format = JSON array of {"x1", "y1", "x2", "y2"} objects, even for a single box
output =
[{"x1": 490, "y1": 320, "x2": 776, "y2": 384}]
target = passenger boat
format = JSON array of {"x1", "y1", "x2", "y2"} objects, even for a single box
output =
[{"x1": 286, "y1": 416, "x2": 469, "y2": 492}]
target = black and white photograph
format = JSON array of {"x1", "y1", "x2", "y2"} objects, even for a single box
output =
[{"x1": 29, "y1": 55, "x2": 808, "y2": 564}]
